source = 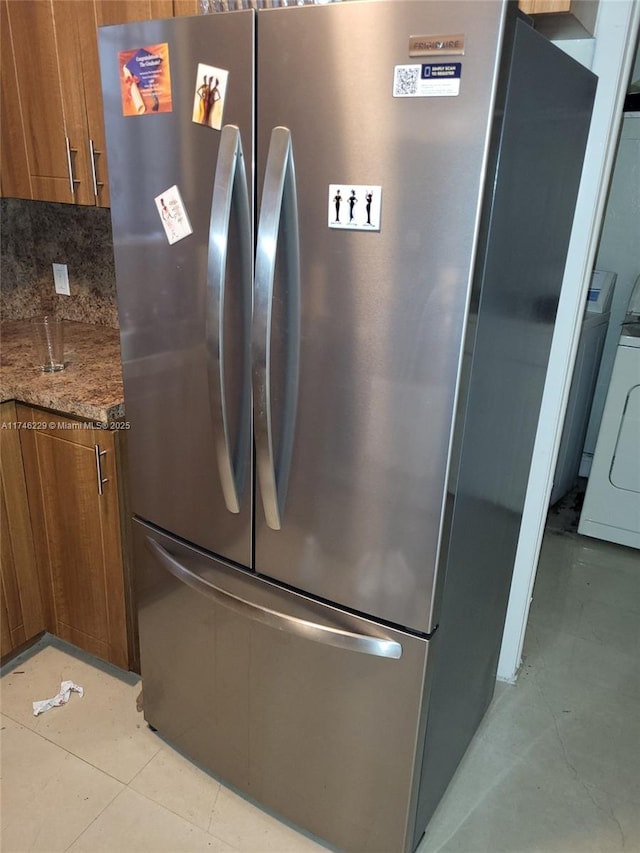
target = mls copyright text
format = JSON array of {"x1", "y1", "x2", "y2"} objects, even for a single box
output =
[{"x1": 1, "y1": 421, "x2": 131, "y2": 431}]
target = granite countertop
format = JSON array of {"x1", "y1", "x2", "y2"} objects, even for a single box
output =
[{"x1": 0, "y1": 321, "x2": 124, "y2": 424}]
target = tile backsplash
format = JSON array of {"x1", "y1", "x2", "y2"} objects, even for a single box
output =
[{"x1": 1, "y1": 198, "x2": 119, "y2": 328}]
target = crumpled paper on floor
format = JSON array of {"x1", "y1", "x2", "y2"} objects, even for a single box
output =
[{"x1": 33, "y1": 680, "x2": 84, "y2": 716}]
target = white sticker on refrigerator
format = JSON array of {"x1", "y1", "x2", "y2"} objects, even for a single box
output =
[
  {"x1": 328, "y1": 185, "x2": 382, "y2": 231},
  {"x1": 154, "y1": 185, "x2": 193, "y2": 245},
  {"x1": 393, "y1": 63, "x2": 461, "y2": 98}
]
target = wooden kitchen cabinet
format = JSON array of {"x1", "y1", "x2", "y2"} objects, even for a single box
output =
[
  {"x1": 519, "y1": 0, "x2": 570, "y2": 13},
  {"x1": 16, "y1": 404, "x2": 133, "y2": 670},
  {"x1": 0, "y1": 3, "x2": 32, "y2": 200},
  {"x1": 518, "y1": 0, "x2": 598, "y2": 34},
  {"x1": 1, "y1": 0, "x2": 73, "y2": 203},
  {"x1": 173, "y1": 0, "x2": 200, "y2": 14},
  {"x1": 0, "y1": 402, "x2": 46, "y2": 659},
  {"x1": 1, "y1": 0, "x2": 187, "y2": 207}
]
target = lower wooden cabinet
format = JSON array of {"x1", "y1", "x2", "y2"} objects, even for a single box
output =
[
  {"x1": 0, "y1": 402, "x2": 46, "y2": 658},
  {"x1": 15, "y1": 404, "x2": 134, "y2": 670}
]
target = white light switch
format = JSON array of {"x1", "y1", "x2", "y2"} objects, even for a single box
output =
[{"x1": 53, "y1": 263, "x2": 70, "y2": 295}]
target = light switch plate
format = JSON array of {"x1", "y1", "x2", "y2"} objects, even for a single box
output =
[{"x1": 53, "y1": 263, "x2": 70, "y2": 296}]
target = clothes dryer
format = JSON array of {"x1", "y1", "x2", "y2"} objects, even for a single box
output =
[{"x1": 579, "y1": 276, "x2": 640, "y2": 548}]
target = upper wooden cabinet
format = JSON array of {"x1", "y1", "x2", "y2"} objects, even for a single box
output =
[
  {"x1": 2, "y1": 1, "x2": 74, "y2": 203},
  {"x1": 1, "y1": 0, "x2": 194, "y2": 207},
  {"x1": 519, "y1": 0, "x2": 570, "y2": 13},
  {"x1": 174, "y1": 0, "x2": 200, "y2": 13},
  {"x1": 518, "y1": 0, "x2": 598, "y2": 35},
  {"x1": 0, "y1": 3, "x2": 32, "y2": 199}
]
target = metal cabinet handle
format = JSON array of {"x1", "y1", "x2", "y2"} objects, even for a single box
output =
[
  {"x1": 94, "y1": 445, "x2": 108, "y2": 495},
  {"x1": 88, "y1": 139, "x2": 104, "y2": 197},
  {"x1": 146, "y1": 537, "x2": 402, "y2": 659},
  {"x1": 65, "y1": 137, "x2": 77, "y2": 196},
  {"x1": 253, "y1": 127, "x2": 300, "y2": 530},
  {"x1": 206, "y1": 125, "x2": 252, "y2": 514}
]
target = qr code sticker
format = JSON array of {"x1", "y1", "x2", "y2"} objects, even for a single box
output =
[{"x1": 393, "y1": 65, "x2": 420, "y2": 97}]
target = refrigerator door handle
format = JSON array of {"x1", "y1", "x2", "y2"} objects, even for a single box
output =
[
  {"x1": 146, "y1": 537, "x2": 402, "y2": 659},
  {"x1": 207, "y1": 125, "x2": 252, "y2": 514},
  {"x1": 253, "y1": 127, "x2": 300, "y2": 531}
]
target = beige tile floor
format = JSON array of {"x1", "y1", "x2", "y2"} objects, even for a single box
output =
[
  {"x1": 418, "y1": 530, "x2": 640, "y2": 853},
  {"x1": 1, "y1": 529, "x2": 638, "y2": 853}
]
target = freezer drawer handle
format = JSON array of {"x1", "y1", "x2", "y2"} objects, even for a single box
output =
[
  {"x1": 253, "y1": 126, "x2": 300, "y2": 530},
  {"x1": 146, "y1": 537, "x2": 402, "y2": 659},
  {"x1": 206, "y1": 125, "x2": 252, "y2": 514}
]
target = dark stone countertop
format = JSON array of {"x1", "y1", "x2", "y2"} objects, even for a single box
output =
[{"x1": 1, "y1": 321, "x2": 124, "y2": 424}]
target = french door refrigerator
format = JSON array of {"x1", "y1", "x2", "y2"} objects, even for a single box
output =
[{"x1": 99, "y1": 3, "x2": 595, "y2": 850}]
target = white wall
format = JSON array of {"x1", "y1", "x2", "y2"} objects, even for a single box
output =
[{"x1": 497, "y1": 0, "x2": 640, "y2": 683}]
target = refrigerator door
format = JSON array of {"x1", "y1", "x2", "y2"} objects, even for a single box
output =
[
  {"x1": 135, "y1": 519, "x2": 430, "y2": 853},
  {"x1": 99, "y1": 13, "x2": 254, "y2": 566},
  {"x1": 253, "y1": 0, "x2": 506, "y2": 632}
]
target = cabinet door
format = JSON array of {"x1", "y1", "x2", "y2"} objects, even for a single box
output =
[
  {"x1": 173, "y1": 0, "x2": 200, "y2": 14},
  {"x1": 73, "y1": 2, "x2": 110, "y2": 207},
  {"x1": 4, "y1": 0, "x2": 76, "y2": 203},
  {"x1": 0, "y1": 483, "x2": 24, "y2": 657},
  {"x1": 18, "y1": 407, "x2": 129, "y2": 669},
  {"x1": 519, "y1": 1, "x2": 571, "y2": 13},
  {"x1": 51, "y1": 2, "x2": 96, "y2": 205},
  {"x1": 0, "y1": 403, "x2": 46, "y2": 659},
  {"x1": 0, "y1": 2, "x2": 32, "y2": 199}
]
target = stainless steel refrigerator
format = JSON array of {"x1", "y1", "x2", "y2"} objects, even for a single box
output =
[{"x1": 99, "y1": 3, "x2": 595, "y2": 850}]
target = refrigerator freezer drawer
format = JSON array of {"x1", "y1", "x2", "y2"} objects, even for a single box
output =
[{"x1": 135, "y1": 520, "x2": 431, "y2": 853}]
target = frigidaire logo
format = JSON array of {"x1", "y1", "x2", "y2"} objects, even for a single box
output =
[
  {"x1": 416, "y1": 39, "x2": 459, "y2": 50},
  {"x1": 409, "y1": 33, "x2": 465, "y2": 57}
]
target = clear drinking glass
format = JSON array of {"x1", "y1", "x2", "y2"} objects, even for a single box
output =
[{"x1": 33, "y1": 316, "x2": 65, "y2": 372}]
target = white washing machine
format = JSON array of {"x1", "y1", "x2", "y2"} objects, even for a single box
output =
[{"x1": 579, "y1": 277, "x2": 640, "y2": 548}]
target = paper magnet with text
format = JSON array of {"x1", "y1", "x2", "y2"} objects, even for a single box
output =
[
  {"x1": 119, "y1": 43, "x2": 172, "y2": 116},
  {"x1": 155, "y1": 185, "x2": 193, "y2": 245}
]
